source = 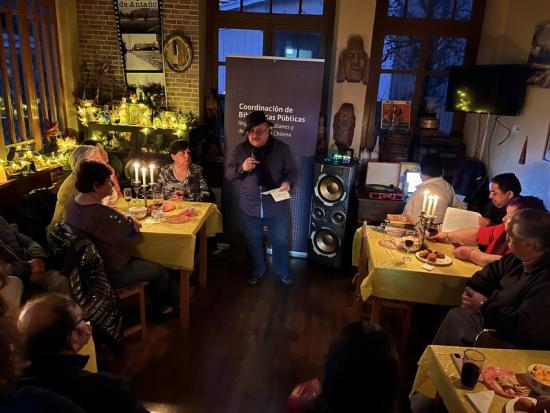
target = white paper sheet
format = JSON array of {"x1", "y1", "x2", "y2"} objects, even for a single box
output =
[
  {"x1": 262, "y1": 188, "x2": 291, "y2": 202},
  {"x1": 465, "y1": 390, "x2": 494, "y2": 413},
  {"x1": 441, "y1": 207, "x2": 481, "y2": 233}
]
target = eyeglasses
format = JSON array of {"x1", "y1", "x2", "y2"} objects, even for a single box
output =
[{"x1": 250, "y1": 125, "x2": 269, "y2": 136}]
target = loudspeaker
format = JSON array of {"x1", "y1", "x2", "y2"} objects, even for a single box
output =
[{"x1": 308, "y1": 161, "x2": 357, "y2": 267}]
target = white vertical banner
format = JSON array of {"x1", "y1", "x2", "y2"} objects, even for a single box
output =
[{"x1": 223, "y1": 56, "x2": 325, "y2": 254}]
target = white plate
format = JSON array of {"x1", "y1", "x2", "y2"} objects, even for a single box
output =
[
  {"x1": 415, "y1": 251, "x2": 452, "y2": 266},
  {"x1": 505, "y1": 397, "x2": 537, "y2": 413}
]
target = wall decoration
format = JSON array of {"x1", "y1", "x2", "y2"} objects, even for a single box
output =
[
  {"x1": 527, "y1": 21, "x2": 550, "y2": 88},
  {"x1": 544, "y1": 122, "x2": 550, "y2": 162},
  {"x1": 336, "y1": 35, "x2": 369, "y2": 84},
  {"x1": 519, "y1": 136, "x2": 528, "y2": 165},
  {"x1": 122, "y1": 33, "x2": 163, "y2": 71},
  {"x1": 380, "y1": 100, "x2": 411, "y2": 130},
  {"x1": 117, "y1": 1, "x2": 161, "y2": 33},
  {"x1": 332, "y1": 103, "x2": 355, "y2": 151},
  {"x1": 164, "y1": 33, "x2": 193, "y2": 72},
  {"x1": 126, "y1": 72, "x2": 166, "y2": 105}
]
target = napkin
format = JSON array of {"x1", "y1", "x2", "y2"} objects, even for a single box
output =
[{"x1": 465, "y1": 390, "x2": 494, "y2": 413}]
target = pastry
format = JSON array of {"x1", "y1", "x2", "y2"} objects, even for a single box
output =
[
  {"x1": 419, "y1": 250, "x2": 429, "y2": 258},
  {"x1": 435, "y1": 251, "x2": 445, "y2": 259},
  {"x1": 427, "y1": 253, "x2": 437, "y2": 263},
  {"x1": 514, "y1": 397, "x2": 535, "y2": 412}
]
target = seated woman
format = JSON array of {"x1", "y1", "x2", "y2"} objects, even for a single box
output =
[
  {"x1": 80, "y1": 139, "x2": 121, "y2": 201},
  {"x1": 65, "y1": 160, "x2": 178, "y2": 316},
  {"x1": 49, "y1": 145, "x2": 118, "y2": 230},
  {"x1": 428, "y1": 196, "x2": 546, "y2": 266},
  {"x1": 157, "y1": 140, "x2": 210, "y2": 201}
]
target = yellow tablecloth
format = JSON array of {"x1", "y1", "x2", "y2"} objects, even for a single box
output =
[
  {"x1": 354, "y1": 226, "x2": 481, "y2": 305},
  {"x1": 411, "y1": 345, "x2": 550, "y2": 413},
  {"x1": 118, "y1": 200, "x2": 223, "y2": 270}
]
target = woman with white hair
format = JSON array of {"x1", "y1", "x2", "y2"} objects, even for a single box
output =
[{"x1": 48, "y1": 145, "x2": 104, "y2": 230}]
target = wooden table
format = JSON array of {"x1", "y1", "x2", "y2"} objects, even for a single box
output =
[
  {"x1": 412, "y1": 345, "x2": 550, "y2": 413},
  {"x1": 353, "y1": 226, "x2": 481, "y2": 335},
  {"x1": 119, "y1": 200, "x2": 223, "y2": 328}
]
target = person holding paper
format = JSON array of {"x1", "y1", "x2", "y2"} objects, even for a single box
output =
[
  {"x1": 403, "y1": 154, "x2": 464, "y2": 223},
  {"x1": 226, "y1": 110, "x2": 297, "y2": 286},
  {"x1": 428, "y1": 196, "x2": 546, "y2": 267}
]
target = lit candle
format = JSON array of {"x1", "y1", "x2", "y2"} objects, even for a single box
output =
[
  {"x1": 431, "y1": 196, "x2": 439, "y2": 217},
  {"x1": 141, "y1": 167, "x2": 147, "y2": 187},
  {"x1": 149, "y1": 164, "x2": 155, "y2": 185},
  {"x1": 426, "y1": 196, "x2": 434, "y2": 217},
  {"x1": 422, "y1": 190, "x2": 429, "y2": 213},
  {"x1": 134, "y1": 162, "x2": 139, "y2": 183}
]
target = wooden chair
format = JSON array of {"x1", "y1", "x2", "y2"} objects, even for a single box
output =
[{"x1": 116, "y1": 281, "x2": 148, "y2": 340}]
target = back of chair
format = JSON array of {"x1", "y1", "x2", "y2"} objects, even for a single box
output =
[
  {"x1": 16, "y1": 187, "x2": 57, "y2": 248},
  {"x1": 49, "y1": 223, "x2": 123, "y2": 343}
]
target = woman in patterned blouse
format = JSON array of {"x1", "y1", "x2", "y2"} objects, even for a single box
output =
[{"x1": 157, "y1": 140, "x2": 210, "y2": 201}]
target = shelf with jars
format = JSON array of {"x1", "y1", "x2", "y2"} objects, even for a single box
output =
[{"x1": 76, "y1": 97, "x2": 197, "y2": 184}]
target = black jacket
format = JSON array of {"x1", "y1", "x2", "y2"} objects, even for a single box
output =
[
  {"x1": 20, "y1": 354, "x2": 148, "y2": 413},
  {"x1": 467, "y1": 252, "x2": 550, "y2": 349},
  {"x1": 0, "y1": 385, "x2": 85, "y2": 413},
  {"x1": 0, "y1": 216, "x2": 48, "y2": 281}
]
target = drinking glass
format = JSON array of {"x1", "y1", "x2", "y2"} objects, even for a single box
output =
[
  {"x1": 427, "y1": 222, "x2": 440, "y2": 237},
  {"x1": 402, "y1": 230, "x2": 416, "y2": 261},
  {"x1": 123, "y1": 188, "x2": 132, "y2": 208},
  {"x1": 461, "y1": 349, "x2": 485, "y2": 389},
  {"x1": 152, "y1": 190, "x2": 163, "y2": 221},
  {"x1": 187, "y1": 174, "x2": 198, "y2": 202}
]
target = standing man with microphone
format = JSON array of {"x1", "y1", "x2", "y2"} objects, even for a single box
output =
[{"x1": 226, "y1": 110, "x2": 297, "y2": 286}]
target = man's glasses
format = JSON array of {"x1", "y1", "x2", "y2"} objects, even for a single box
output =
[{"x1": 250, "y1": 125, "x2": 269, "y2": 136}]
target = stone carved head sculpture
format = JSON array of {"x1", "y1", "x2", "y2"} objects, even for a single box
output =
[
  {"x1": 333, "y1": 103, "x2": 356, "y2": 151},
  {"x1": 336, "y1": 35, "x2": 369, "y2": 84}
]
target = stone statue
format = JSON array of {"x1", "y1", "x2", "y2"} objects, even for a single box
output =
[
  {"x1": 336, "y1": 35, "x2": 369, "y2": 84},
  {"x1": 332, "y1": 103, "x2": 355, "y2": 151}
]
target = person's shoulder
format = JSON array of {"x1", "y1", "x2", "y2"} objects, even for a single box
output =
[
  {"x1": 75, "y1": 370, "x2": 133, "y2": 396},
  {"x1": 2, "y1": 385, "x2": 86, "y2": 413}
]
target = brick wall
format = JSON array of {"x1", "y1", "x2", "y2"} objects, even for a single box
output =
[{"x1": 75, "y1": 0, "x2": 200, "y2": 115}]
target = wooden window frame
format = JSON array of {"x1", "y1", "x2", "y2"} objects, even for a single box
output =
[
  {"x1": 0, "y1": 0, "x2": 66, "y2": 158},
  {"x1": 206, "y1": 0, "x2": 335, "y2": 108},
  {"x1": 363, "y1": 0, "x2": 486, "y2": 145}
]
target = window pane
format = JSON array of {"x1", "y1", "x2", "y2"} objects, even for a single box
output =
[
  {"x1": 429, "y1": 37, "x2": 466, "y2": 70},
  {"x1": 0, "y1": 73, "x2": 10, "y2": 145},
  {"x1": 48, "y1": 22, "x2": 63, "y2": 130},
  {"x1": 37, "y1": 20, "x2": 53, "y2": 123},
  {"x1": 243, "y1": 0, "x2": 269, "y2": 13},
  {"x1": 12, "y1": 17, "x2": 31, "y2": 141},
  {"x1": 455, "y1": 0, "x2": 473, "y2": 20},
  {"x1": 272, "y1": 0, "x2": 298, "y2": 14},
  {"x1": 407, "y1": 0, "x2": 429, "y2": 18},
  {"x1": 382, "y1": 35, "x2": 421, "y2": 70},
  {"x1": 388, "y1": 0, "x2": 405, "y2": 17},
  {"x1": 218, "y1": 28, "x2": 263, "y2": 62},
  {"x1": 2, "y1": 31, "x2": 21, "y2": 142},
  {"x1": 28, "y1": 21, "x2": 46, "y2": 134},
  {"x1": 218, "y1": 65, "x2": 226, "y2": 94},
  {"x1": 219, "y1": 0, "x2": 240, "y2": 11},
  {"x1": 274, "y1": 31, "x2": 321, "y2": 59},
  {"x1": 423, "y1": 76, "x2": 453, "y2": 135},
  {"x1": 432, "y1": 0, "x2": 453, "y2": 19},
  {"x1": 377, "y1": 73, "x2": 416, "y2": 101},
  {"x1": 301, "y1": 0, "x2": 323, "y2": 15},
  {"x1": 25, "y1": 0, "x2": 34, "y2": 13}
]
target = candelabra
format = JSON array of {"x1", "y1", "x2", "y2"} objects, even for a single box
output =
[
  {"x1": 416, "y1": 211, "x2": 435, "y2": 250},
  {"x1": 131, "y1": 180, "x2": 150, "y2": 207}
]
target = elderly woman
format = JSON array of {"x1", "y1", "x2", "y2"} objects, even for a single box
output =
[
  {"x1": 49, "y1": 145, "x2": 119, "y2": 230},
  {"x1": 65, "y1": 160, "x2": 178, "y2": 316},
  {"x1": 428, "y1": 196, "x2": 546, "y2": 266},
  {"x1": 157, "y1": 140, "x2": 210, "y2": 201}
]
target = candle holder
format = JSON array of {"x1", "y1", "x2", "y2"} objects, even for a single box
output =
[{"x1": 416, "y1": 211, "x2": 435, "y2": 250}]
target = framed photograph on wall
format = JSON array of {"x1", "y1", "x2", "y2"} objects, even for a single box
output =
[
  {"x1": 381, "y1": 100, "x2": 411, "y2": 130},
  {"x1": 126, "y1": 72, "x2": 166, "y2": 105},
  {"x1": 116, "y1": 1, "x2": 161, "y2": 33},
  {"x1": 122, "y1": 33, "x2": 163, "y2": 72},
  {"x1": 544, "y1": 121, "x2": 550, "y2": 162}
]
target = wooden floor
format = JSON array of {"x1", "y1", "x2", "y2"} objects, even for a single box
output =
[{"x1": 110, "y1": 251, "x2": 362, "y2": 413}]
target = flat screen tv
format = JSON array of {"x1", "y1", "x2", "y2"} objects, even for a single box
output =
[{"x1": 446, "y1": 64, "x2": 529, "y2": 116}]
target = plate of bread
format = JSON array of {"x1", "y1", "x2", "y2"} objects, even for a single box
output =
[
  {"x1": 415, "y1": 249, "x2": 452, "y2": 266},
  {"x1": 505, "y1": 397, "x2": 537, "y2": 413}
]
